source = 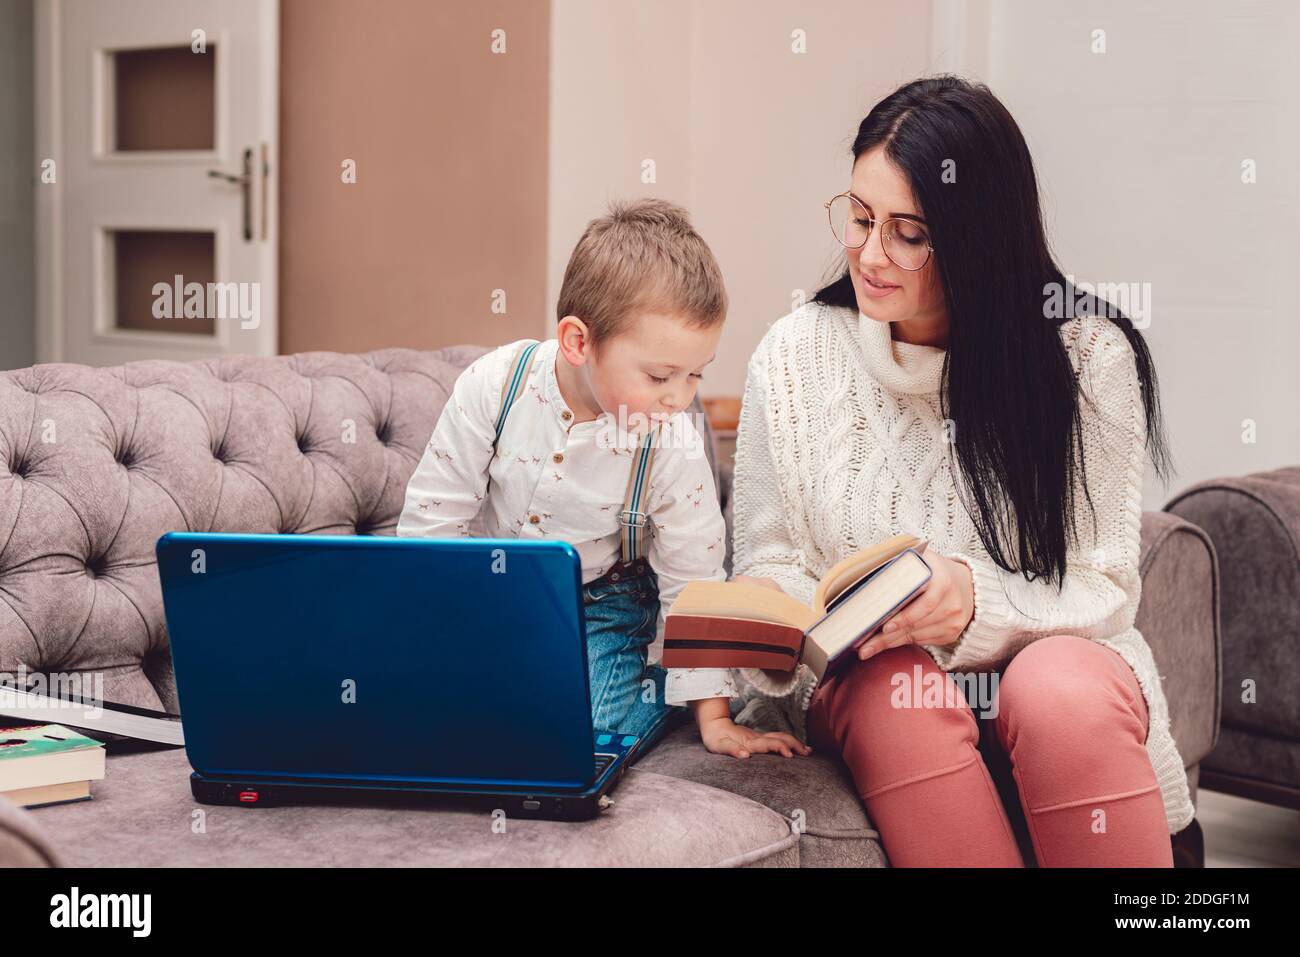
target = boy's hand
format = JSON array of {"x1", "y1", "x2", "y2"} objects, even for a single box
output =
[{"x1": 699, "y1": 714, "x2": 811, "y2": 759}]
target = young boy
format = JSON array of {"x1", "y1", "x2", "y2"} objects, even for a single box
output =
[{"x1": 397, "y1": 198, "x2": 729, "y2": 752}]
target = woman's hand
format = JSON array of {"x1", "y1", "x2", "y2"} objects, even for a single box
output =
[
  {"x1": 699, "y1": 714, "x2": 811, "y2": 759},
  {"x1": 856, "y1": 547, "x2": 975, "y2": 661}
]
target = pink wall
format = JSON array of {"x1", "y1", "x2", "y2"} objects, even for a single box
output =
[{"x1": 278, "y1": 0, "x2": 550, "y2": 354}]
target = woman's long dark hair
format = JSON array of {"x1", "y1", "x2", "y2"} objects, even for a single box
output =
[{"x1": 816, "y1": 75, "x2": 1170, "y2": 587}]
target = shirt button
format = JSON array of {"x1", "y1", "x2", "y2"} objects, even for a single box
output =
[
  {"x1": 552, "y1": 453, "x2": 564, "y2": 464},
  {"x1": 529, "y1": 514, "x2": 540, "y2": 524},
  {"x1": 561, "y1": 410, "x2": 572, "y2": 421}
]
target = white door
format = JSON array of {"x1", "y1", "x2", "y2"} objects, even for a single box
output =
[{"x1": 36, "y1": 0, "x2": 278, "y2": 365}]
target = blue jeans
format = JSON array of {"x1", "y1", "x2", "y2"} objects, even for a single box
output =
[{"x1": 582, "y1": 561, "x2": 685, "y2": 756}]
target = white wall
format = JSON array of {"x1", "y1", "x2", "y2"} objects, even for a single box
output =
[
  {"x1": 970, "y1": 0, "x2": 1300, "y2": 506},
  {"x1": 551, "y1": 0, "x2": 1299, "y2": 506},
  {"x1": 548, "y1": 0, "x2": 935, "y2": 396}
]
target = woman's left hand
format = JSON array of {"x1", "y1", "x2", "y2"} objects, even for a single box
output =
[{"x1": 856, "y1": 547, "x2": 975, "y2": 661}]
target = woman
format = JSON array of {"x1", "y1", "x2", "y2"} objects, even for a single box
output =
[{"x1": 687, "y1": 75, "x2": 1194, "y2": 867}]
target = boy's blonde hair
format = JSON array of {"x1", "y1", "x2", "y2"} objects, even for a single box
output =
[{"x1": 556, "y1": 198, "x2": 728, "y2": 349}]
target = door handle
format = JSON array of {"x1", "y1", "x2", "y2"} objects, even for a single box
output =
[
  {"x1": 260, "y1": 142, "x2": 270, "y2": 242},
  {"x1": 207, "y1": 147, "x2": 253, "y2": 241}
]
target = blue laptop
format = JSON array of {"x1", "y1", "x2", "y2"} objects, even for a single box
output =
[{"x1": 155, "y1": 532, "x2": 666, "y2": 820}]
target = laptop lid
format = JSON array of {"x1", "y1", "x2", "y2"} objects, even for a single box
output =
[{"x1": 156, "y1": 532, "x2": 595, "y2": 790}]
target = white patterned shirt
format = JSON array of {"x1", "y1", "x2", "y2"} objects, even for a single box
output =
[{"x1": 396, "y1": 337, "x2": 728, "y2": 684}]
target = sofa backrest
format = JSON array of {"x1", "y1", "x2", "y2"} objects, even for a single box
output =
[
  {"x1": 0, "y1": 345, "x2": 722, "y2": 716},
  {"x1": 0, "y1": 346, "x2": 489, "y2": 713}
]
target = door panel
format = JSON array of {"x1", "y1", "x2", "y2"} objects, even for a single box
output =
[{"x1": 38, "y1": 0, "x2": 278, "y2": 365}]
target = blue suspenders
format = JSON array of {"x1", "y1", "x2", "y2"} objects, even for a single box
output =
[{"x1": 492, "y1": 339, "x2": 661, "y2": 564}]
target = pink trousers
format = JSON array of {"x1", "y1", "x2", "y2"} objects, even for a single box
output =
[{"x1": 806, "y1": 634, "x2": 1174, "y2": 867}]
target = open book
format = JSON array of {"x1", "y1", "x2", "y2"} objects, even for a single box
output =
[
  {"x1": 663, "y1": 534, "x2": 932, "y2": 682},
  {"x1": 0, "y1": 684, "x2": 184, "y2": 746}
]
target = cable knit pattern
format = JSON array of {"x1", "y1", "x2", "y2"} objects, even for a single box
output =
[{"x1": 728, "y1": 300, "x2": 1195, "y2": 835}]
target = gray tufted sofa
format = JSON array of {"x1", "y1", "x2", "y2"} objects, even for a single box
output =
[{"x1": 0, "y1": 345, "x2": 1220, "y2": 866}]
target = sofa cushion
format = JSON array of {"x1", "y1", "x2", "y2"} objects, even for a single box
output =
[
  {"x1": 632, "y1": 721, "x2": 885, "y2": 867},
  {"x1": 21, "y1": 745, "x2": 797, "y2": 867}
]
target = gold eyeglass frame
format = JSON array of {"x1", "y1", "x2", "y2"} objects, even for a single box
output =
[{"x1": 824, "y1": 191, "x2": 934, "y2": 271}]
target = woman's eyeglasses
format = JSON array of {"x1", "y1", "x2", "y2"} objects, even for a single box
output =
[{"x1": 824, "y1": 192, "x2": 934, "y2": 271}]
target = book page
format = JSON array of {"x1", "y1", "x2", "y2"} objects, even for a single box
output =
[
  {"x1": 808, "y1": 551, "x2": 931, "y2": 659},
  {"x1": 812, "y1": 534, "x2": 920, "y2": 613},
  {"x1": 668, "y1": 580, "x2": 818, "y2": 630}
]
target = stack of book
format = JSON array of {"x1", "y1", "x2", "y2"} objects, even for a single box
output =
[
  {"x1": 0, "y1": 723, "x2": 106, "y2": 809},
  {"x1": 0, "y1": 684, "x2": 185, "y2": 809}
]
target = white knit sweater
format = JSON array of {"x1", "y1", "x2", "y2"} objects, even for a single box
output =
[{"x1": 726, "y1": 300, "x2": 1195, "y2": 836}]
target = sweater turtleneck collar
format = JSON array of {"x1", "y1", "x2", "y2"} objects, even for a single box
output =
[{"x1": 857, "y1": 310, "x2": 946, "y2": 395}]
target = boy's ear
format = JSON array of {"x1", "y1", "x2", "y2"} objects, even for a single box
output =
[{"x1": 556, "y1": 315, "x2": 593, "y2": 365}]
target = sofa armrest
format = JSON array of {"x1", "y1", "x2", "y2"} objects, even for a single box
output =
[
  {"x1": 1136, "y1": 510, "x2": 1222, "y2": 766},
  {"x1": 1165, "y1": 469, "x2": 1300, "y2": 747},
  {"x1": 0, "y1": 795, "x2": 62, "y2": 867}
]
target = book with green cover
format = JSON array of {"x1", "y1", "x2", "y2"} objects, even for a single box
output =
[{"x1": 0, "y1": 723, "x2": 107, "y2": 808}]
